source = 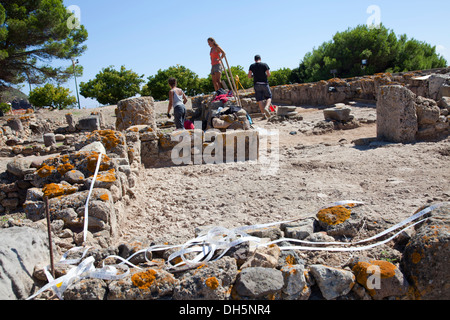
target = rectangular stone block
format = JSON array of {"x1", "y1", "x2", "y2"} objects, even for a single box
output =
[{"x1": 377, "y1": 85, "x2": 418, "y2": 143}]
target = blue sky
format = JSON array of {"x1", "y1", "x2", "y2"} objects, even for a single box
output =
[{"x1": 31, "y1": 0, "x2": 450, "y2": 108}]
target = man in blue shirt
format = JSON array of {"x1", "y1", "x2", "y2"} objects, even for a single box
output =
[{"x1": 248, "y1": 55, "x2": 272, "y2": 120}]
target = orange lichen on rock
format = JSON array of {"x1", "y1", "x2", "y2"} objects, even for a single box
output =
[
  {"x1": 285, "y1": 255, "x2": 296, "y2": 265},
  {"x1": 61, "y1": 155, "x2": 70, "y2": 163},
  {"x1": 411, "y1": 251, "x2": 424, "y2": 264},
  {"x1": 96, "y1": 169, "x2": 117, "y2": 183},
  {"x1": 205, "y1": 277, "x2": 220, "y2": 290},
  {"x1": 57, "y1": 163, "x2": 75, "y2": 176},
  {"x1": 100, "y1": 193, "x2": 110, "y2": 201},
  {"x1": 86, "y1": 152, "x2": 110, "y2": 172},
  {"x1": 42, "y1": 183, "x2": 77, "y2": 199},
  {"x1": 352, "y1": 260, "x2": 397, "y2": 291},
  {"x1": 89, "y1": 130, "x2": 122, "y2": 150},
  {"x1": 37, "y1": 164, "x2": 56, "y2": 178},
  {"x1": 317, "y1": 205, "x2": 352, "y2": 226},
  {"x1": 131, "y1": 269, "x2": 157, "y2": 290}
]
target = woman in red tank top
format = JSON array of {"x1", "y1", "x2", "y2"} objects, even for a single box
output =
[{"x1": 208, "y1": 37, "x2": 226, "y2": 92}]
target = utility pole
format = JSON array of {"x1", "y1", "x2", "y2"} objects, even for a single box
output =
[{"x1": 71, "y1": 58, "x2": 81, "y2": 109}]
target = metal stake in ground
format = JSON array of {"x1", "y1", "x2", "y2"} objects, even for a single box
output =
[
  {"x1": 221, "y1": 56, "x2": 242, "y2": 108},
  {"x1": 225, "y1": 56, "x2": 242, "y2": 108},
  {"x1": 44, "y1": 196, "x2": 55, "y2": 278},
  {"x1": 221, "y1": 60, "x2": 235, "y2": 96}
]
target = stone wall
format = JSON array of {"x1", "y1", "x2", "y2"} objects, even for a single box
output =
[
  {"x1": 17, "y1": 129, "x2": 139, "y2": 249},
  {"x1": 0, "y1": 111, "x2": 108, "y2": 158},
  {"x1": 270, "y1": 68, "x2": 450, "y2": 106},
  {"x1": 377, "y1": 85, "x2": 449, "y2": 143}
]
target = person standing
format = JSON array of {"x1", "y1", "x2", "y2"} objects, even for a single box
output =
[
  {"x1": 248, "y1": 55, "x2": 272, "y2": 120},
  {"x1": 167, "y1": 78, "x2": 188, "y2": 130},
  {"x1": 208, "y1": 37, "x2": 226, "y2": 92}
]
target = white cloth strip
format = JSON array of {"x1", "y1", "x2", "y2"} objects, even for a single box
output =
[{"x1": 83, "y1": 151, "x2": 104, "y2": 243}]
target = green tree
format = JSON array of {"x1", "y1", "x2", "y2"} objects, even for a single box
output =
[
  {"x1": 269, "y1": 68, "x2": 293, "y2": 86},
  {"x1": 29, "y1": 83, "x2": 76, "y2": 110},
  {"x1": 0, "y1": 0, "x2": 88, "y2": 89},
  {"x1": 80, "y1": 66, "x2": 145, "y2": 105},
  {"x1": 222, "y1": 65, "x2": 253, "y2": 91},
  {"x1": 142, "y1": 65, "x2": 200, "y2": 101},
  {"x1": 295, "y1": 24, "x2": 447, "y2": 83},
  {"x1": 0, "y1": 102, "x2": 10, "y2": 114}
]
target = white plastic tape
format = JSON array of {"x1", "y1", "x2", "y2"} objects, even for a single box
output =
[
  {"x1": 27, "y1": 200, "x2": 448, "y2": 300},
  {"x1": 83, "y1": 151, "x2": 104, "y2": 242}
]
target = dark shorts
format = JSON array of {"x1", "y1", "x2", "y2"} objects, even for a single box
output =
[
  {"x1": 254, "y1": 83, "x2": 272, "y2": 102},
  {"x1": 211, "y1": 64, "x2": 223, "y2": 75},
  {"x1": 174, "y1": 105, "x2": 186, "y2": 130}
]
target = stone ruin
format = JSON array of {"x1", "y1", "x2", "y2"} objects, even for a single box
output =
[{"x1": 0, "y1": 67, "x2": 449, "y2": 300}]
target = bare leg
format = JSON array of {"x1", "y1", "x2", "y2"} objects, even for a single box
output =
[
  {"x1": 264, "y1": 98, "x2": 272, "y2": 112},
  {"x1": 259, "y1": 101, "x2": 271, "y2": 119},
  {"x1": 212, "y1": 72, "x2": 222, "y2": 91}
]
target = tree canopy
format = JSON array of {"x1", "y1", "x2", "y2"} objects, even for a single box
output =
[
  {"x1": 79, "y1": 66, "x2": 145, "y2": 105},
  {"x1": 0, "y1": 0, "x2": 88, "y2": 89},
  {"x1": 28, "y1": 83, "x2": 76, "y2": 110},
  {"x1": 142, "y1": 65, "x2": 201, "y2": 101},
  {"x1": 291, "y1": 24, "x2": 447, "y2": 83}
]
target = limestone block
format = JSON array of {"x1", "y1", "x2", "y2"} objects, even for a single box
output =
[
  {"x1": 416, "y1": 96, "x2": 440, "y2": 125},
  {"x1": 309, "y1": 265, "x2": 355, "y2": 300},
  {"x1": 377, "y1": 85, "x2": 418, "y2": 143},
  {"x1": 7, "y1": 118, "x2": 23, "y2": 131},
  {"x1": 0, "y1": 227, "x2": 50, "y2": 300},
  {"x1": 77, "y1": 116, "x2": 101, "y2": 131},
  {"x1": 116, "y1": 97, "x2": 157, "y2": 132},
  {"x1": 233, "y1": 267, "x2": 284, "y2": 299},
  {"x1": 323, "y1": 104, "x2": 353, "y2": 122},
  {"x1": 43, "y1": 133, "x2": 56, "y2": 147}
]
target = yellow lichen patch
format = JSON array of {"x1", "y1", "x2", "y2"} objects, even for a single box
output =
[
  {"x1": 36, "y1": 164, "x2": 56, "y2": 178},
  {"x1": 86, "y1": 152, "x2": 110, "y2": 172},
  {"x1": 100, "y1": 193, "x2": 110, "y2": 201},
  {"x1": 285, "y1": 255, "x2": 296, "y2": 265},
  {"x1": 131, "y1": 269, "x2": 157, "y2": 290},
  {"x1": 61, "y1": 155, "x2": 70, "y2": 163},
  {"x1": 170, "y1": 257, "x2": 183, "y2": 266},
  {"x1": 89, "y1": 130, "x2": 122, "y2": 150},
  {"x1": 352, "y1": 260, "x2": 397, "y2": 290},
  {"x1": 57, "y1": 163, "x2": 75, "y2": 176},
  {"x1": 205, "y1": 277, "x2": 220, "y2": 290},
  {"x1": 42, "y1": 183, "x2": 77, "y2": 199},
  {"x1": 317, "y1": 205, "x2": 352, "y2": 226},
  {"x1": 411, "y1": 251, "x2": 423, "y2": 264},
  {"x1": 370, "y1": 260, "x2": 396, "y2": 279}
]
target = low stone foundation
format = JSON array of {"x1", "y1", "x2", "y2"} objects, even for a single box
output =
[{"x1": 140, "y1": 128, "x2": 260, "y2": 168}]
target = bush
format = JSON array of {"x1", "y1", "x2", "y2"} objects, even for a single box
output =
[
  {"x1": 293, "y1": 24, "x2": 447, "y2": 83},
  {"x1": 80, "y1": 66, "x2": 144, "y2": 105},
  {"x1": 29, "y1": 84, "x2": 77, "y2": 110},
  {"x1": 0, "y1": 102, "x2": 10, "y2": 114}
]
